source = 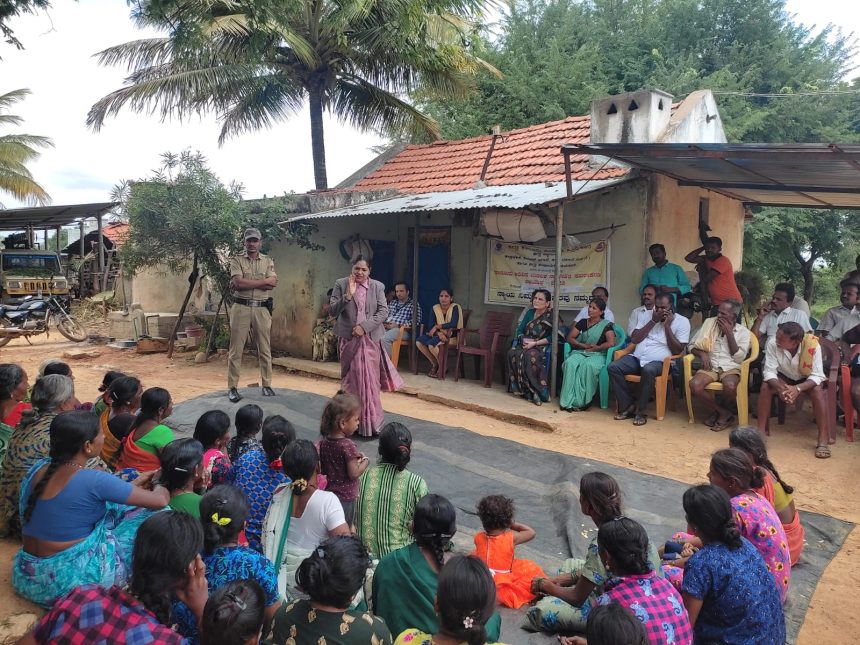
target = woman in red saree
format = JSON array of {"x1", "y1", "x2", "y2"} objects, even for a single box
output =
[{"x1": 329, "y1": 256, "x2": 403, "y2": 437}]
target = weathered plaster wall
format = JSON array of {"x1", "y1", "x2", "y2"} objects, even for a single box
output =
[
  {"x1": 128, "y1": 264, "x2": 212, "y2": 313},
  {"x1": 267, "y1": 213, "x2": 400, "y2": 356},
  {"x1": 648, "y1": 174, "x2": 744, "y2": 269},
  {"x1": 269, "y1": 176, "x2": 744, "y2": 357}
]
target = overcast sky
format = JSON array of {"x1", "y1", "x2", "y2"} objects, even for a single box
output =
[{"x1": 1, "y1": 0, "x2": 858, "y2": 210}]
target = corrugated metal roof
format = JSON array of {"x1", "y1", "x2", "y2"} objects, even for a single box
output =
[
  {"x1": 0, "y1": 202, "x2": 119, "y2": 229},
  {"x1": 288, "y1": 177, "x2": 632, "y2": 222},
  {"x1": 561, "y1": 143, "x2": 860, "y2": 209}
]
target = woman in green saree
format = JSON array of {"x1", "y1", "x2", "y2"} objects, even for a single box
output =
[
  {"x1": 560, "y1": 298, "x2": 616, "y2": 411},
  {"x1": 372, "y1": 493, "x2": 501, "y2": 642}
]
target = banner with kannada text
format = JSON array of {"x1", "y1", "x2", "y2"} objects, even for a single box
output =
[{"x1": 485, "y1": 239, "x2": 610, "y2": 309}]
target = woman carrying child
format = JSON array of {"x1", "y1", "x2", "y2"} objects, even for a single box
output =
[
  {"x1": 13, "y1": 410, "x2": 169, "y2": 607},
  {"x1": 729, "y1": 426, "x2": 804, "y2": 565},
  {"x1": 355, "y1": 422, "x2": 428, "y2": 559},
  {"x1": 680, "y1": 484, "x2": 785, "y2": 644},
  {"x1": 319, "y1": 392, "x2": 370, "y2": 525},
  {"x1": 394, "y1": 555, "x2": 500, "y2": 645},
  {"x1": 473, "y1": 494, "x2": 545, "y2": 609},
  {"x1": 526, "y1": 472, "x2": 665, "y2": 633},
  {"x1": 173, "y1": 485, "x2": 283, "y2": 643},
  {"x1": 231, "y1": 415, "x2": 295, "y2": 552},
  {"x1": 263, "y1": 439, "x2": 350, "y2": 597},
  {"x1": 227, "y1": 404, "x2": 264, "y2": 462},
  {"x1": 194, "y1": 410, "x2": 233, "y2": 488},
  {"x1": 19, "y1": 511, "x2": 208, "y2": 644}
]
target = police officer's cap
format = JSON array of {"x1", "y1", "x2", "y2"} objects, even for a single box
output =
[{"x1": 244, "y1": 227, "x2": 262, "y2": 241}]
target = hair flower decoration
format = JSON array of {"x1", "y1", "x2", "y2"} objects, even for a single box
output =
[
  {"x1": 462, "y1": 616, "x2": 474, "y2": 629},
  {"x1": 291, "y1": 478, "x2": 308, "y2": 490},
  {"x1": 211, "y1": 512, "x2": 232, "y2": 526}
]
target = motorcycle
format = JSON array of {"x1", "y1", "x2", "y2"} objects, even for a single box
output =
[{"x1": 0, "y1": 292, "x2": 88, "y2": 347}]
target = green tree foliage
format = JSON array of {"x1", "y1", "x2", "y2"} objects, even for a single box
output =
[
  {"x1": 420, "y1": 0, "x2": 860, "y2": 305},
  {"x1": 422, "y1": 0, "x2": 860, "y2": 143},
  {"x1": 115, "y1": 150, "x2": 320, "y2": 355},
  {"x1": 87, "y1": 0, "x2": 498, "y2": 190},
  {"x1": 742, "y1": 208, "x2": 860, "y2": 305},
  {"x1": 0, "y1": 0, "x2": 50, "y2": 51},
  {"x1": 0, "y1": 88, "x2": 52, "y2": 206}
]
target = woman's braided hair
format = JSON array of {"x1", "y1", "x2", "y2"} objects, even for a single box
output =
[
  {"x1": 200, "y1": 485, "x2": 249, "y2": 554},
  {"x1": 710, "y1": 448, "x2": 765, "y2": 491},
  {"x1": 129, "y1": 511, "x2": 204, "y2": 625},
  {"x1": 436, "y1": 555, "x2": 496, "y2": 645},
  {"x1": 683, "y1": 484, "x2": 742, "y2": 549},
  {"x1": 597, "y1": 517, "x2": 651, "y2": 576},
  {"x1": 23, "y1": 411, "x2": 98, "y2": 524},
  {"x1": 0, "y1": 363, "x2": 25, "y2": 402},
  {"x1": 412, "y1": 493, "x2": 456, "y2": 571},
  {"x1": 729, "y1": 426, "x2": 794, "y2": 494},
  {"x1": 579, "y1": 472, "x2": 623, "y2": 524}
]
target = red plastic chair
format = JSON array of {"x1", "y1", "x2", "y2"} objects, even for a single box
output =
[
  {"x1": 454, "y1": 311, "x2": 517, "y2": 387},
  {"x1": 840, "y1": 343, "x2": 858, "y2": 442}
]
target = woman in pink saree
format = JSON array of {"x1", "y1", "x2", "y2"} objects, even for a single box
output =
[{"x1": 329, "y1": 256, "x2": 403, "y2": 437}]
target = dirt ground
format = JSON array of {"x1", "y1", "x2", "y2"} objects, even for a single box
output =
[{"x1": 0, "y1": 334, "x2": 858, "y2": 643}]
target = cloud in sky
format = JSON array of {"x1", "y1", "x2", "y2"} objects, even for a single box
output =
[
  {"x1": 0, "y1": 0, "x2": 857, "y2": 210},
  {"x1": 1, "y1": 0, "x2": 384, "y2": 207}
]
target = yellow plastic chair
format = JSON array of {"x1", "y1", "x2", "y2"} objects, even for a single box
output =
[
  {"x1": 612, "y1": 344, "x2": 680, "y2": 420},
  {"x1": 390, "y1": 325, "x2": 407, "y2": 367},
  {"x1": 683, "y1": 333, "x2": 759, "y2": 425}
]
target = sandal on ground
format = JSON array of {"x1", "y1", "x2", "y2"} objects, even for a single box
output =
[
  {"x1": 815, "y1": 444, "x2": 832, "y2": 459},
  {"x1": 614, "y1": 407, "x2": 635, "y2": 421},
  {"x1": 704, "y1": 412, "x2": 719, "y2": 427},
  {"x1": 633, "y1": 414, "x2": 647, "y2": 426},
  {"x1": 712, "y1": 415, "x2": 736, "y2": 432},
  {"x1": 427, "y1": 367, "x2": 438, "y2": 378}
]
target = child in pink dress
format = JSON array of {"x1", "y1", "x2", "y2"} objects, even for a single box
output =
[{"x1": 194, "y1": 410, "x2": 232, "y2": 488}]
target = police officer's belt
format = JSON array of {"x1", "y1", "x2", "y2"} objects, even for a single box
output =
[{"x1": 233, "y1": 296, "x2": 267, "y2": 307}]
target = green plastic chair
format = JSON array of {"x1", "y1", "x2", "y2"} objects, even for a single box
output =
[{"x1": 562, "y1": 325, "x2": 627, "y2": 409}]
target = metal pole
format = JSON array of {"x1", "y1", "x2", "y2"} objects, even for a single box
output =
[
  {"x1": 79, "y1": 221, "x2": 85, "y2": 295},
  {"x1": 55, "y1": 226, "x2": 61, "y2": 252},
  {"x1": 549, "y1": 203, "x2": 564, "y2": 399},
  {"x1": 411, "y1": 213, "x2": 420, "y2": 374},
  {"x1": 96, "y1": 215, "x2": 105, "y2": 272}
]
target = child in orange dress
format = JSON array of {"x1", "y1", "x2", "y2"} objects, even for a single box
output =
[{"x1": 472, "y1": 494, "x2": 546, "y2": 609}]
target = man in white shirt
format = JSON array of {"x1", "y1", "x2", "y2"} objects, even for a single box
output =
[
  {"x1": 688, "y1": 299, "x2": 751, "y2": 430},
  {"x1": 627, "y1": 285, "x2": 657, "y2": 336},
  {"x1": 608, "y1": 293, "x2": 690, "y2": 425},
  {"x1": 756, "y1": 321, "x2": 830, "y2": 458},
  {"x1": 753, "y1": 282, "x2": 812, "y2": 344},
  {"x1": 817, "y1": 282, "x2": 860, "y2": 339},
  {"x1": 575, "y1": 286, "x2": 614, "y2": 323}
]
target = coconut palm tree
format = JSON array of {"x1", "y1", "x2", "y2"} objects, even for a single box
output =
[
  {"x1": 0, "y1": 88, "x2": 52, "y2": 206},
  {"x1": 86, "y1": 0, "x2": 497, "y2": 190}
]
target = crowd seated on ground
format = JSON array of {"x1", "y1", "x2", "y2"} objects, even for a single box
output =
[{"x1": 11, "y1": 235, "x2": 859, "y2": 642}]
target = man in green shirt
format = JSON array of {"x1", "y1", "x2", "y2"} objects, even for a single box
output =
[{"x1": 639, "y1": 243, "x2": 691, "y2": 306}]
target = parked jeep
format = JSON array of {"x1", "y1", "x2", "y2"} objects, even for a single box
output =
[{"x1": 0, "y1": 249, "x2": 70, "y2": 305}]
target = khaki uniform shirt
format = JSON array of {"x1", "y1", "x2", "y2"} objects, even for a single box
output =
[{"x1": 229, "y1": 252, "x2": 276, "y2": 300}]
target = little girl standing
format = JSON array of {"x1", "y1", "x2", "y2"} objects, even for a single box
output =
[
  {"x1": 318, "y1": 392, "x2": 369, "y2": 526},
  {"x1": 473, "y1": 494, "x2": 546, "y2": 609}
]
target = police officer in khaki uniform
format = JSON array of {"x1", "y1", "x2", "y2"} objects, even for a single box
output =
[{"x1": 227, "y1": 228, "x2": 278, "y2": 402}]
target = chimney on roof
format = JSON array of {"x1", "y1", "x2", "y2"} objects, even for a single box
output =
[{"x1": 590, "y1": 89, "x2": 673, "y2": 144}]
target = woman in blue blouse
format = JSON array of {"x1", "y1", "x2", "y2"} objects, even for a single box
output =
[
  {"x1": 681, "y1": 484, "x2": 785, "y2": 645},
  {"x1": 173, "y1": 484, "x2": 283, "y2": 643}
]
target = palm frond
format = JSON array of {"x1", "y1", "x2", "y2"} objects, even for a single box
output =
[
  {"x1": 216, "y1": 75, "x2": 306, "y2": 143},
  {"x1": 332, "y1": 75, "x2": 439, "y2": 140},
  {"x1": 0, "y1": 167, "x2": 51, "y2": 205},
  {"x1": 0, "y1": 88, "x2": 32, "y2": 111}
]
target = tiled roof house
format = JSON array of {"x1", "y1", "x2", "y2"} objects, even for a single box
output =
[{"x1": 271, "y1": 89, "x2": 747, "y2": 359}]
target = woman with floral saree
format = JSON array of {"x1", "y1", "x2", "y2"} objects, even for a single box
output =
[
  {"x1": 560, "y1": 298, "x2": 617, "y2": 411},
  {"x1": 508, "y1": 289, "x2": 556, "y2": 405}
]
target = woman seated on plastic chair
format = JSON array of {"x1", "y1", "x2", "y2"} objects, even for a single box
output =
[
  {"x1": 559, "y1": 298, "x2": 616, "y2": 412},
  {"x1": 507, "y1": 289, "x2": 564, "y2": 406},
  {"x1": 416, "y1": 288, "x2": 463, "y2": 378}
]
